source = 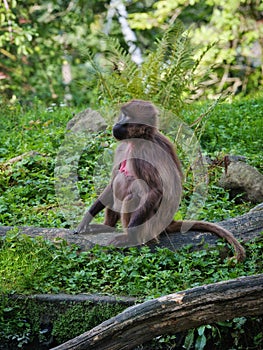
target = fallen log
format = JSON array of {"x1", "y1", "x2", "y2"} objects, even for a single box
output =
[
  {"x1": 0, "y1": 210, "x2": 262, "y2": 252},
  {"x1": 50, "y1": 273, "x2": 263, "y2": 350}
]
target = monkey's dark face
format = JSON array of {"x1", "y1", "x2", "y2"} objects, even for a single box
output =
[{"x1": 113, "y1": 112, "x2": 156, "y2": 140}]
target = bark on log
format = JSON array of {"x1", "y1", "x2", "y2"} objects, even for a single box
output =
[
  {"x1": 9, "y1": 292, "x2": 137, "y2": 307},
  {"x1": 51, "y1": 274, "x2": 263, "y2": 350},
  {"x1": 0, "y1": 210, "x2": 262, "y2": 252}
]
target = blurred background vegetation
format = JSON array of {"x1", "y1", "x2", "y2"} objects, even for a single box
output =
[
  {"x1": 1, "y1": 3, "x2": 263, "y2": 348},
  {"x1": 1, "y1": 0, "x2": 263, "y2": 106}
]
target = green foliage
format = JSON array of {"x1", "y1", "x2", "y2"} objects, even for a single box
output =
[
  {"x1": 0, "y1": 233, "x2": 262, "y2": 348},
  {"x1": 181, "y1": 317, "x2": 263, "y2": 350},
  {"x1": 0, "y1": 96, "x2": 262, "y2": 229},
  {"x1": 52, "y1": 302, "x2": 125, "y2": 343},
  {"x1": 183, "y1": 95, "x2": 263, "y2": 168},
  {"x1": 0, "y1": 295, "x2": 53, "y2": 348},
  {"x1": 83, "y1": 22, "x2": 204, "y2": 115},
  {"x1": 1, "y1": 233, "x2": 262, "y2": 296},
  {"x1": 0, "y1": 298, "x2": 32, "y2": 348},
  {"x1": 0, "y1": 103, "x2": 71, "y2": 227},
  {"x1": 0, "y1": 97, "x2": 262, "y2": 348},
  {"x1": 184, "y1": 325, "x2": 211, "y2": 350},
  {"x1": 190, "y1": 0, "x2": 263, "y2": 95},
  {"x1": 1, "y1": 1, "x2": 262, "y2": 104},
  {"x1": 0, "y1": 295, "x2": 125, "y2": 348},
  {"x1": 129, "y1": 0, "x2": 263, "y2": 96},
  {"x1": 0, "y1": 102, "x2": 114, "y2": 227},
  {"x1": 0, "y1": 0, "x2": 107, "y2": 104}
]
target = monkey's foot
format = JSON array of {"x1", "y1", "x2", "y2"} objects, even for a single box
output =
[
  {"x1": 73, "y1": 224, "x2": 92, "y2": 235},
  {"x1": 74, "y1": 224, "x2": 116, "y2": 235}
]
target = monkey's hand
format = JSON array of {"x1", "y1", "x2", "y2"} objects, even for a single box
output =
[
  {"x1": 74, "y1": 212, "x2": 93, "y2": 234},
  {"x1": 73, "y1": 225, "x2": 91, "y2": 235}
]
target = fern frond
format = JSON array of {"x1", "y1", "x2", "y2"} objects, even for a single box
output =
[
  {"x1": 141, "y1": 21, "x2": 195, "y2": 113},
  {"x1": 82, "y1": 21, "x2": 207, "y2": 116}
]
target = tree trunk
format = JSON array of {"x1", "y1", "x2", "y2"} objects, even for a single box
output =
[
  {"x1": 0, "y1": 209, "x2": 262, "y2": 252},
  {"x1": 51, "y1": 273, "x2": 263, "y2": 350}
]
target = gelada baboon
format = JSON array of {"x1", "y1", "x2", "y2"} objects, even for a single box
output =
[{"x1": 75, "y1": 100, "x2": 245, "y2": 261}]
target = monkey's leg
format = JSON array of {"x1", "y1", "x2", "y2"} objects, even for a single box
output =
[
  {"x1": 121, "y1": 193, "x2": 138, "y2": 228},
  {"x1": 110, "y1": 190, "x2": 161, "y2": 246},
  {"x1": 108, "y1": 193, "x2": 139, "y2": 246},
  {"x1": 104, "y1": 208, "x2": 120, "y2": 227},
  {"x1": 75, "y1": 185, "x2": 114, "y2": 234}
]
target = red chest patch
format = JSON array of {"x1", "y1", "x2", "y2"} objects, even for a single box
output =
[{"x1": 119, "y1": 160, "x2": 130, "y2": 176}]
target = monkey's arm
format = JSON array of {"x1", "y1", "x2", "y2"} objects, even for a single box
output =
[
  {"x1": 75, "y1": 185, "x2": 113, "y2": 234},
  {"x1": 129, "y1": 188, "x2": 162, "y2": 227},
  {"x1": 110, "y1": 187, "x2": 162, "y2": 246},
  {"x1": 128, "y1": 159, "x2": 163, "y2": 229}
]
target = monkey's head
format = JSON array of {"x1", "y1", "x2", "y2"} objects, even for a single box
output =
[{"x1": 113, "y1": 100, "x2": 158, "y2": 140}]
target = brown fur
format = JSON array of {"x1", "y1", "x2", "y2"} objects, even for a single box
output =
[{"x1": 76, "y1": 100, "x2": 245, "y2": 261}]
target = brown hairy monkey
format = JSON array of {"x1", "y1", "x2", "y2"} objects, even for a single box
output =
[{"x1": 75, "y1": 100, "x2": 245, "y2": 261}]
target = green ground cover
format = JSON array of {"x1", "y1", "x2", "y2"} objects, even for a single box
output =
[{"x1": 0, "y1": 96, "x2": 262, "y2": 349}]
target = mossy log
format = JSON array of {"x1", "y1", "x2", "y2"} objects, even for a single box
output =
[
  {"x1": 0, "y1": 209, "x2": 262, "y2": 252},
  {"x1": 51, "y1": 274, "x2": 263, "y2": 350}
]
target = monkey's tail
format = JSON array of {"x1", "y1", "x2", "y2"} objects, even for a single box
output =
[{"x1": 166, "y1": 220, "x2": 246, "y2": 262}]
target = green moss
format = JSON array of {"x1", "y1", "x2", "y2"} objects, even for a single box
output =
[
  {"x1": 52, "y1": 302, "x2": 125, "y2": 343},
  {"x1": 0, "y1": 295, "x2": 125, "y2": 348}
]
